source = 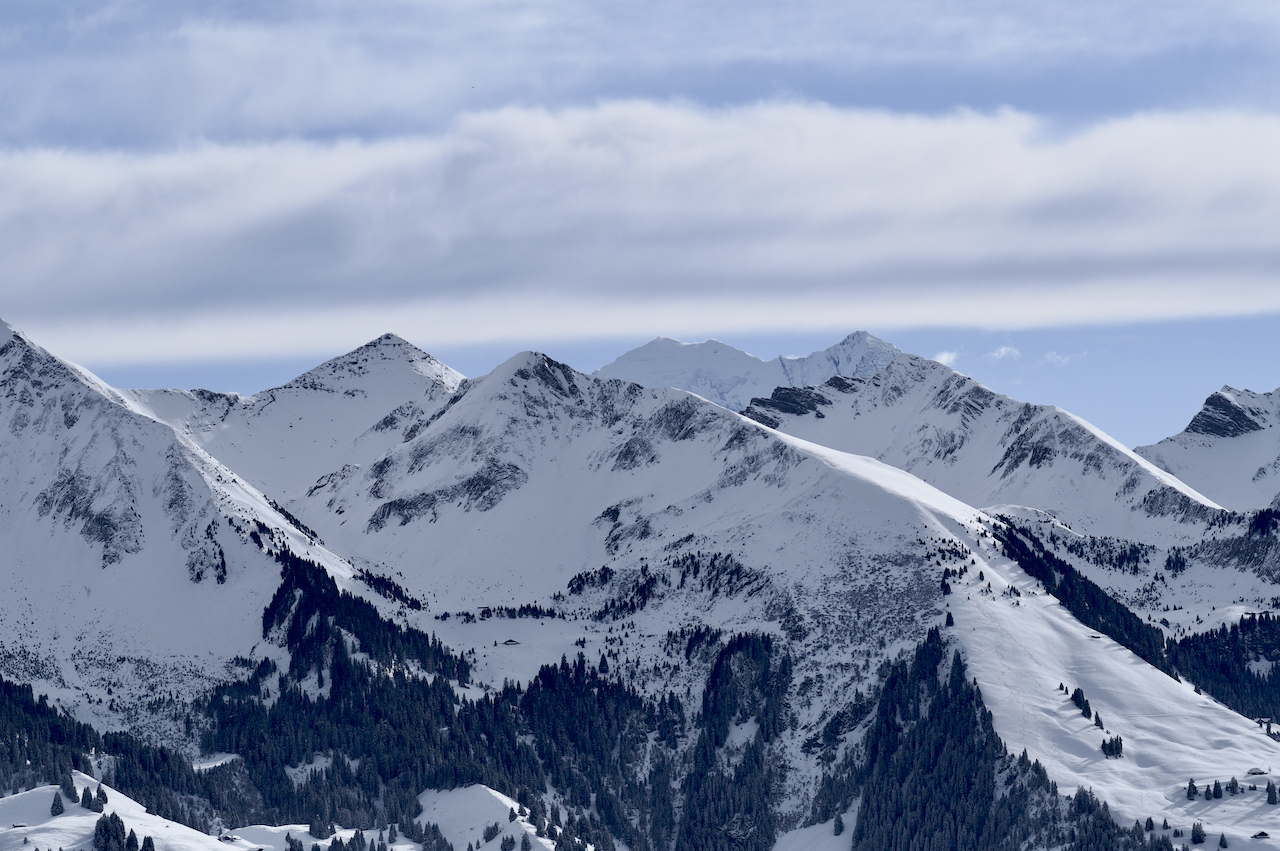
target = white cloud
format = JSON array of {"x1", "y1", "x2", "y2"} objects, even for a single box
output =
[
  {"x1": 986, "y1": 346, "x2": 1022, "y2": 361},
  {"x1": 1041, "y1": 351, "x2": 1074, "y2": 366},
  {"x1": 6, "y1": 103, "x2": 1280, "y2": 365},
  {"x1": 933, "y1": 351, "x2": 960, "y2": 366}
]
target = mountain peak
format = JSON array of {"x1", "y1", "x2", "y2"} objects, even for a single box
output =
[
  {"x1": 281, "y1": 333, "x2": 464, "y2": 394},
  {"x1": 595, "y1": 331, "x2": 900, "y2": 410}
]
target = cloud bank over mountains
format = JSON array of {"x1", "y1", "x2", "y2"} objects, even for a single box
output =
[{"x1": 9, "y1": 105, "x2": 1280, "y2": 367}]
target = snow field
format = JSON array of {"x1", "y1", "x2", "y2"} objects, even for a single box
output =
[{"x1": 952, "y1": 539, "x2": 1280, "y2": 846}]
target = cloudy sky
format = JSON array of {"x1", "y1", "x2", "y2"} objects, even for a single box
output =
[{"x1": 3, "y1": 0, "x2": 1279, "y2": 446}]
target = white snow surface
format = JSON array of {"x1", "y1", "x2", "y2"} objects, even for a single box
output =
[
  {"x1": 0, "y1": 773, "x2": 223, "y2": 851},
  {"x1": 416, "y1": 786, "x2": 553, "y2": 851},
  {"x1": 951, "y1": 538, "x2": 1280, "y2": 846},
  {"x1": 1137, "y1": 385, "x2": 1280, "y2": 511},
  {"x1": 593, "y1": 332, "x2": 900, "y2": 412}
]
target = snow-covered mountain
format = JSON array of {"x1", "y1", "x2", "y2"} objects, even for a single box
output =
[
  {"x1": 742, "y1": 353, "x2": 1224, "y2": 542},
  {"x1": 293, "y1": 348, "x2": 1280, "y2": 839},
  {"x1": 1136, "y1": 385, "x2": 1280, "y2": 511},
  {"x1": 592, "y1": 331, "x2": 900, "y2": 411},
  {"x1": 0, "y1": 320, "x2": 357, "y2": 739},
  {"x1": 6, "y1": 320, "x2": 1280, "y2": 849}
]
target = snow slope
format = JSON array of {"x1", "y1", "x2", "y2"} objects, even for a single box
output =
[
  {"x1": 593, "y1": 332, "x2": 900, "y2": 412},
  {"x1": 951, "y1": 526, "x2": 1280, "y2": 847},
  {"x1": 743, "y1": 353, "x2": 1224, "y2": 543},
  {"x1": 1136, "y1": 386, "x2": 1280, "y2": 512},
  {"x1": 0, "y1": 773, "x2": 222, "y2": 851}
]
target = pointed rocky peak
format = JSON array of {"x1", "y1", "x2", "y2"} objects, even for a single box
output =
[
  {"x1": 1184, "y1": 387, "x2": 1271, "y2": 438},
  {"x1": 280, "y1": 332, "x2": 464, "y2": 395},
  {"x1": 486, "y1": 351, "x2": 586, "y2": 400}
]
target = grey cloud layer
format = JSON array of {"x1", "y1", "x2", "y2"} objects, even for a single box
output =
[
  {"x1": 3, "y1": 0, "x2": 1279, "y2": 145},
  {"x1": 8, "y1": 103, "x2": 1280, "y2": 365}
]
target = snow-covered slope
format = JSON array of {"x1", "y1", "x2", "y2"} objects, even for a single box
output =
[
  {"x1": 0, "y1": 320, "x2": 355, "y2": 739},
  {"x1": 1136, "y1": 385, "x2": 1280, "y2": 511},
  {"x1": 0, "y1": 773, "x2": 224, "y2": 851},
  {"x1": 593, "y1": 331, "x2": 900, "y2": 411},
  {"x1": 127, "y1": 334, "x2": 464, "y2": 501},
  {"x1": 742, "y1": 353, "x2": 1224, "y2": 543},
  {"x1": 951, "y1": 537, "x2": 1280, "y2": 846}
]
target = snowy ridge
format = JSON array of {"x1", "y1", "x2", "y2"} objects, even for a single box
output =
[
  {"x1": 593, "y1": 331, "x2": 900, "y2": 411},
  {"x1": 743, "y1": 353, "x2": 1224, "y2": 543},
  {"x1": 126, "y1": 333, "x2": 465, "y2": 501},
  {"x1": 1137, "y1": 385, "x2": 1280, "y2": 511},
  {"x1": 0, "y1": 773, "x2": 551, "y2": 851}
]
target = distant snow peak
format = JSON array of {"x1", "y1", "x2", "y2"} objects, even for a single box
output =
[
  {"x1": 594, "y1": 330, "x2": 901, "y2": 411},
  {"x1": 1135, "y1": 383, "x2": 1280, "y2": 511},
  {"x1": 284, "y1": 332, "x2": 464, "y2": 394},
  {"x1": 742, "y1": 352, "x2": 1223, "y2": 541}
]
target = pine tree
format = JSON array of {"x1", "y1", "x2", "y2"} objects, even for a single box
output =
[
  {"x1": 1188, "y1": 779, "x2": 1198, "y2": 800},
  {"x1": 141, "y1": 838, "x2": 155, "y2": 851},
  {"x1": 60, "y1": 774, "x2": 76, "y2": 800},
  {"x1": 1095, "y1": 713, "x2": 1104, "y2": 729},
  {"x1": 833, "y1": 813, "x2": 844, "y2": 836},
  {"x1": 1191, "y1": 822, "x2": 1206, "y2": 844},
  {"x1": 81, "y1": 787, "x2": 94, "y2": 809},
  {"x1": 126, "y1": 830, "x2": 138, "y2": 851},
  {"x1": 1213, "y1": 779, "x2": 1223, "y2": 799},
  {"x1": 1146, "y1": 817, "x2": 1155, "y2": 831},
  {"x1": 1163, "y1": 818, "x2": 1170, "y2": 830},
  {"x1": 51, "y1": 792, "x2": 64, "y2": 817},
  {"x1": 520, "y1": 836, "x2": 531, "y2": 851},
  {"x1": 1268, "y1": 780, "x2": 1277, "y2": 804},
  {"x1": 1218, "y1": 833, "x2": 1228, "y2": 848}
]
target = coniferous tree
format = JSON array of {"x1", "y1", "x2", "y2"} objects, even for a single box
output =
[
  {"x1": 1191, "y1": 822, "x2": 1206, "y2": 844},
  {"x1": 520, "y1": 835, "x2": 531, "y2": 851},
  {"x1": 141, "y1": 837, "x2": 155, "y2": 851},
  {"x1": 81, "y1": 786, "x2": 94, "y2": 809},
  {"x1": 1146, "y1": 817, "x2": 1155, "y2": 831},
  {"x1": 60, "y1": 774, "x2": 77, "y2": 800},
  {"x1": 1214, "y1": 779, "x2": 1223, "y2": 799},
  {"x1": 51, "y1": 792, "x2": 64, "y2": 817},
  {"x1": 1219, "y1": 833, "x2": 1228, "y2": 848},
  {"x1": 833, "y1": 813, "x2": 844, "y2": 836},
  {"x1": 1268, "y1": 780, "x2": 1278, "y2": 804},
  {"x1": 126, "y1": 829, "x2": 139, "y2": 851},
  {"x1": 1188, "y1": 779, "x2": 1199, "y2": 799}
]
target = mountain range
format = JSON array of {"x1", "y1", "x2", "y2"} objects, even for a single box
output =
[{"x1": 3, "y1": 319, "x2": 1280, "y2": 851}]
